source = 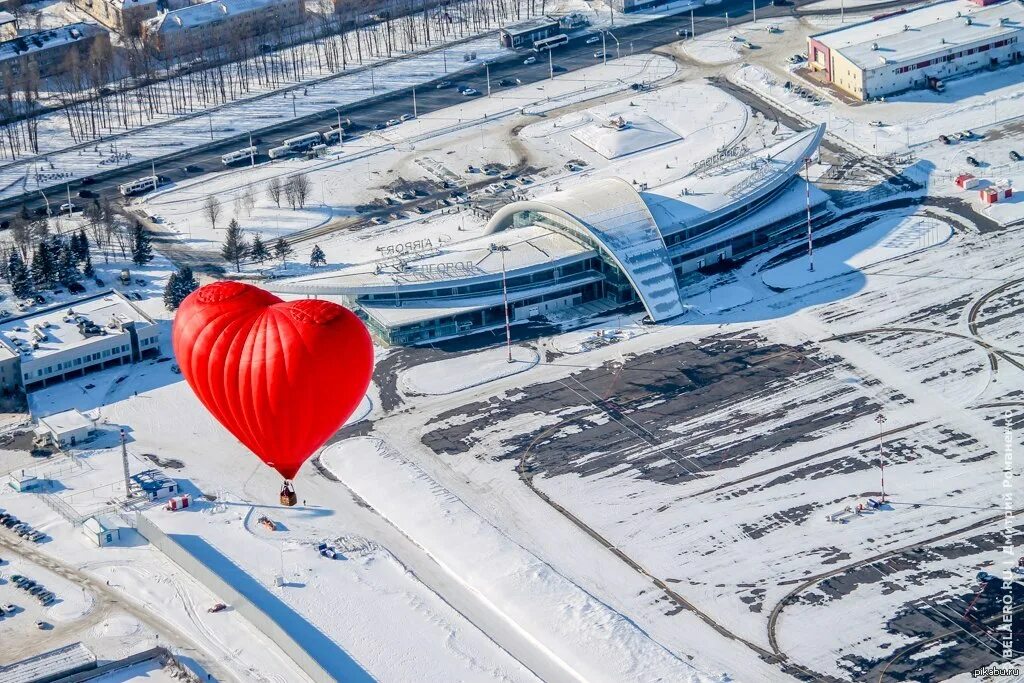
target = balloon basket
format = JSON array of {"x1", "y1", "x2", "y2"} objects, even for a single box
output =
[{"x1": 280, "y1": 482, "x2": 297, "y2": 507}]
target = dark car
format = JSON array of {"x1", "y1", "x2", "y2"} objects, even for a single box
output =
[
  {"x1": 80, "y1": 176, "x2": 96, "y2": 185},
  {"x1": 373, "y1": 122, "x2": 387, "y2": 130},
  {"x1": 939, "y1": 134, "x2": 951, "y2": 144},
  {"x1": 1011, "y1": 150, "x2": 1022, "y2": 162},
  {"x1": 498, "y1": 78, "x2": 514, "y2": 87},
  {"x1": 551, "y1": 65, "x2": 566, "y2": 73},
  {"x1": 183, "y1": 164, "x2": 203, "y2": 173},
  {"x1": 0, "y1": 220, "x2": 8, "y2": 230},
  {"x1": 33, "y1": 206, "x2": 49, "y2": 217},
  {"x1": 33, "y1": 295, "x2": 45, "y2": 304},
  {"x1": 94, "y1": 277, "x2": 105, "y2": 286},
  {"x1": 68, "y1": 282, "x2": 86, "y2": 294},
  {"x1": 77, "y1": 189, "x2": 97, "y2": 199},
  {"x1": 966, "y1": 155, "x2": 980, "y2": 167}
]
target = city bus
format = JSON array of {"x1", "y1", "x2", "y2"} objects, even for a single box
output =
[
  {"x1": 221, "y1": 146, "x2": 257, "y2": 166},
  {"x1": 533, "y1": 34, "x2": 568, "y2": 52},
  {"x1": 282, "y1": 132, "x2": 323, "y2": 152},
  {"x1": 268, "y1": 145, "x2": 293, "y2": 159},
  {"x1": 118, "y1": 176, "x2": 158, "y2": 197}
]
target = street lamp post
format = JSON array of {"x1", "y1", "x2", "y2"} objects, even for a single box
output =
[
  {"x1": 490, "y1": 243, "x2": 513, "y2": 363},
  {"x1": 486, "y1": 62, "x2": 491, "y2": 96},
  {"x1": 875, "y1": 413, "x2": 887, "y2": 502},
  {"x1": 752, "y1": 0, "x2": 756, "y2": 23},
  {"x1": 691, "y1": 9, "x2": 695, "y2": 40},
  {"x1": 804, "y1": 157, "x2": 814, "y2": 272}
]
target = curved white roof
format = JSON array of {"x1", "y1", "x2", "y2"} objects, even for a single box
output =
[{"x1": 485, "y1": 177, "x2": 686, "y2": 322}]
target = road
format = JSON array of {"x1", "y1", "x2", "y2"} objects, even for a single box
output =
[{"x1": 1, "y1": 0, "x2": 898, "y2": 226}]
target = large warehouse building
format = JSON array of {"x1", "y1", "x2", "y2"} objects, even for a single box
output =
[
  {"x1": 269, "y1": 125, "x2": 829, "y2": 346},
  {"x1": 807, "y1": 0, "x2": 1024, "y2": 100}
]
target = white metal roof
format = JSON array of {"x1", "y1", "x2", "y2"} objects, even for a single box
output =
[
  {"x1": 0, "y1": 643, "x2": 96, "y2": 683},
  {"x1": 39, "y1": 408, "x2": 95, "y2": 435},
  {"x1": 812, "y1": 0, "x2": 1024, "y2": 70}
]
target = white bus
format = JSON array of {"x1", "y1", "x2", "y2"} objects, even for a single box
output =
[
  {"x1": 268, "y1": 145, "x2": 292, "y2": 160},
  {"x1": 118, "y1": 176, "x2": 158, "y2": 197},
  {"x1": 282, "y1": 132, "x2": 322, "y2": 152},
  {"x1": 533, "y1": 34, "x2": 568, "y2": 51},
  {"x1": 323, "y1": 129, "x2": 343, "y2": 144},
  {"x1": 221, "y1": 146, "x2": 257, "y2": 166}
]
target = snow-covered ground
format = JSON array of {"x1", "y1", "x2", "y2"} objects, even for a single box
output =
[{"x1": 400, "y1": 345, "x2": 539, "y2": 396}]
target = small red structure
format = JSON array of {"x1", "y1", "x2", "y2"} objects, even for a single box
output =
[
  {"x1": 165, "y1": 494, "x2": 191, "y2": 511},
  {"x1": 955, "y1": 174, "x2": 979, "y2": 190},
  {"x1": 980, "y1": 186, "x2": 1013, "y2": 204},
  {"x1": 968, "y1": 0, "x2": 1001, "y2": 6}
]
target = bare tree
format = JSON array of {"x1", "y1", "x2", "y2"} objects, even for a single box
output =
[
  {"x1": 266, "y1": 177, "x2": 282, "y2": 207},
  {"x1": 204, "y1": 195, "x2": 223, "y2": 230},
  {"x1": 286, "y1": 174, "x2": 311, "y2": 209}
]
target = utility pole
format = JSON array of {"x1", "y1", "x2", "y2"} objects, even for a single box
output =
[
  {"x1": 841, "y1": 0, "x2": 845, "y2": 23},
  {"x1": 65, "y1": 183, "x2": 71, "y2": 215},
  {"x1": 752, "y1": 0, "x2": 756, "y2": 23},
  {"x1": 486, "y1": 63, "x2": 491, "y2": 96},
  {"x1": 491, "y1": 244, "x2": 513, "y2": 363},
  {"x1": 120, "y1": 429, "x2": 132, "y2": 499},
  {"x1": 412, "y1": 89, "x2": 417, "y2": 118},
  {"x1": 691, "y1": 9, "x2": 695, "y2": 40},
  {"x1": 370, "y1": 67, "x2": 376, "y2": 94},
  {"x1": 602, "y1": 31, "x2": 607, "y2": 65},
  {"x1": 726, "y1": 11, "x2": 730, "y2": 28},
  {"x1": 249, "y1": 132, "x2": 255, "y2": 166},
  {"x1": 804, "y1": 157, "x2": 814, "y2": 272},
  {"x1": 549, "y1": 48, "x2": 554, "y2": 79},
  {"x1": 875, "y1": 413, "x2": 887, "y2": 502}
]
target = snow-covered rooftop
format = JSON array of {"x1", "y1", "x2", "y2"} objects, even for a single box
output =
[
  {"x1": 0, "y1": 23, "x2": 105, "y2": 63},
  {"x1": 0, "y1": 642, "x2": 96, "y2": 683},
  {"x1": 146, "y1": 0, "x2": 291, "y2": 33},
  {"x1": 269, "y1": 224, "x2": 593, "y2": 295},
  {"x1": 571, "y1": 114, "x2": 682, "y2": 159},
  {"x1": 38, "y1": 408, "x2": 95, "y2": 435},
  {"x1": 0, "y1": 290, "x2": 155, "y2": 362},
  {"x1": 812, "y1": 0, "x2": 1024, "y2": 70}
]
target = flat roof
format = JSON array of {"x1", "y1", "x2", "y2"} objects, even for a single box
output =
[
  {"x1": 270, "y1": 224, "x2": 593, "y2": 295},
  {"x1": 147, "y1": 0, "x2": 293, "y2": 32},
  {"x1": 500, "y1": 16, "x2": 559, "y2": 36},
  {"x1": 0, "y1": 23, "x2": 105, "y2": 63},
  {"x1": 812, "y1": 0, "x2": 1024, "y2": 70},
  {"x1": 0, "y1": 290, "x2": 154, "y2": 363},
  {"x1": 39, "y1": 408, "x2": 94, "y2": 434},
  {"x1": 0, "y1": 642, "x2": 96, "y2": 683},
  {"x1": 131, "y1": 468, "x2": 175, "y2": 490}
]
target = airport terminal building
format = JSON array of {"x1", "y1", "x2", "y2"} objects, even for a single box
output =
[{"x1": 269, "y1": 125, "x2": 829, "y2": 346}]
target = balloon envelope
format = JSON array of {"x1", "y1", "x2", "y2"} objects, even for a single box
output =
[{"x1": 172, "y1": 281, "x2": 373, "y2": 480}]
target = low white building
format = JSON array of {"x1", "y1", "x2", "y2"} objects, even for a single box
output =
[
  {"x1": 7, "y1": 469, "x2": 43, "y2": 492},
  {"x1": 808, "y1": 0, "x2": 1024, "y2": 100},
  {"x1": 35, "y1": 409, "x2": 96, "y2": 448},
  {"x1": 131, "y1": 469, "x2": 178, "y2": 500},
  {"x1": 0, "y1": 290, "x2": 161, "y2": 394},
  {"x1": 82, "y1": 514, "x2": 123, "y2": 546}
]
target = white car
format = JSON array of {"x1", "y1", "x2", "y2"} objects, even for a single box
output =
[
  {"x1": 523, "y1": 56, "x2": 537, "y2": 65},
  {"x1": 386, "y1": 118, "x2": 400, "y2": 126},
  {"x1": 400, "y1": 113, "x2": 415, "y2": 121},
  {"x1": 593, "y1": 51, "x2": 609, "y2": 59},
  {"x1": 59, "y1": 202, "x2": 79, "y2": 214},
  {"x1": 585, "y1": 35, "x2": 600, "y2": 44},
  {"x1": 461, "y1": 88, "x2": 479, "y2": 96}
]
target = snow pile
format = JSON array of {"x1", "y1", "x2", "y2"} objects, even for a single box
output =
[
  {"x1": 571, "y1": 114, "x2": 681, "y2": 159},
  {"x1": 400, "y1": 345, "x2": 540, "y2": 396},
  {"x1": 321, "y1": 436, "x2": 711, "y2": 683}
]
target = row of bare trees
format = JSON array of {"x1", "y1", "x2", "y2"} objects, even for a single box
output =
[{"x1": 0, "y1": 0, "x2": 547, "y2": 161}]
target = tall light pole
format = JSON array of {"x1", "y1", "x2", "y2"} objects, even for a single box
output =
[
  {"x1": 249, "y1": 132, "x2": 255, "y2": 166},
  {"x1": 804, "y1": 157, "x2": 814, "y2": 272},
  {"x1": 412, "y1": 89, "x2": 417, "y2": 118},
  {"x1": 875, "y1": 413, "x2": 887, "y2": 502},
  {"x1": 602, "y1": 31, "x2": 607, "y2": 65},
  {"x1": 691, "y1": 9, "x2": 695, "y2": 40},
  {"x1": 486, "y1": 62, "x2": 491, "y2": 96},
  {"x1": 490, "y1": 243, "x2": 513, "y2": 363},
  {"x1": 548, "y1": 48, "x2": 554, "y2": 79},
  {"x1": 752, "y1": 0, "x2": 756, "y2": 23}
]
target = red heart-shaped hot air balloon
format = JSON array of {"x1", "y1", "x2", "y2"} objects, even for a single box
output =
[{"x1": 172, "y1": 281, "x2": 373, "y2": 485}]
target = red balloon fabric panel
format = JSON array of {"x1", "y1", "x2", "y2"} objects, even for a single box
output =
[{"x1": 172, "y1": 281, "x2": 373, "y2": 480}]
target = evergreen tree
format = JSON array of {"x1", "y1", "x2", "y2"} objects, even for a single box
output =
[
  {"x1": 310, "y1": 245, "x2": 327, "y2": 267},
  {"x1": 274, "y1": 237, "x2": 293, "y2": 266},
  {"x1": 57, "y1": 244, "x2": 79, "y2": 286},
  {"x1": 31, "y1": 242, "x2": 55, "y2": 289},
  {"x1": 131, "y1": 222, "x2": 154, "y2": 266},
  {"x1": 75, "y1": 228, "x2": 89, "y2": 262},
  {"x1": 82, "y1": 253, "x2": 94, "y2": 278},
  {"x1": 163, "y1": 265, "x2": 198, "y2": 310},
  {"x1": 7, "y1": 250, "x2": 30, "y2": 299},
  {"x1": 0, "y1": 246, "x2": 10, "y2": 282},
  {"x1": 221, "y1": 219, "x2": 249, "y2": 273},
  {"x1": 250, "y1": 234, "x2": 269, "y2": 264},
  {"x1": 18, "y1": 204, "x2": 29, "y2": 221},
  {"x1": 69, "y1": 232, "x2": 81, "y2": 259}
]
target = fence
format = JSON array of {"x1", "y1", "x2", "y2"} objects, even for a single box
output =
[{"x1": 135, "y1": 513, "x2": 369, "y2": 683}]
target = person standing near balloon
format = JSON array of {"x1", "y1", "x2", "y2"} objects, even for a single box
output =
[{"x1": 172, "y1": 281, "x2": 373, "y2": 505}]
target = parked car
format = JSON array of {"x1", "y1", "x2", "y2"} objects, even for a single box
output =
[
  {"x1": 400, "y1": 113, "x2": 415, "y2": 121},
  {"x1": 959, "y1": 129, "x2": 975, "y2": 139},
  {"x1": 966, "y1": 156, "x2": 980, "y2": 167},
  {"x1": 373, "y1": 122, "x2": 387, "y2": 130},
  {"x1": 130, "y1": 292, "x2": 143, "y2": 301},
  {"x1": 36, "y1": 621, "x2": 49, "y2": 630},
  {"x1": 94, "y1": 277, "x2": 105, "y2": 286},
  {"x1": 594, "y1": 51, "x2": 609, "y2": 59},
  {"x1": 67, "y1": 282, "x2": 85, "y2": 294},
  {"x1": 80, "y1": 176, "x2": 96, "y2": 185},
  {"x1": 1011, "y1": 150, "x2": 1022, "y2": 162},
  {"x1": 183, "y1": 164, "x2": 203, "y2": 173},
  {"x1": 435, "y1": 80, "x2": 452, "y2": 89},
  {"x1": 134, "y1": 278, "x2": 145, "y2": 285},
  {"x1": 939, "y1": 134, "x2": 951, "y2": 144},
  {"x1": 869, "y1": 120, "x2": 884, "y2": 127},
  {"x1": 523, "y1": 56, "x2": 537, "y2": 65},
  {"x1": 551, "y1": 64, "x2": 566, "y2": 73},
  {"x1": 77, "y1": 189, "x2": 97, "y2": 199},
  {"x1": 386, "y1": 118, "x2": 400, "y2": 126},
  {"x1": 498, "y1": 78, "x2": 514, "y2": 87},
  {"x1": 461, "y1": 88, "x2": 479, "y2": 96},
  {"x1": 60, "y1": 202, "x2": 80, "y2": 214},
  {"x1": 208, "y1": 603, "x2": 227, "y2": 613}
]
